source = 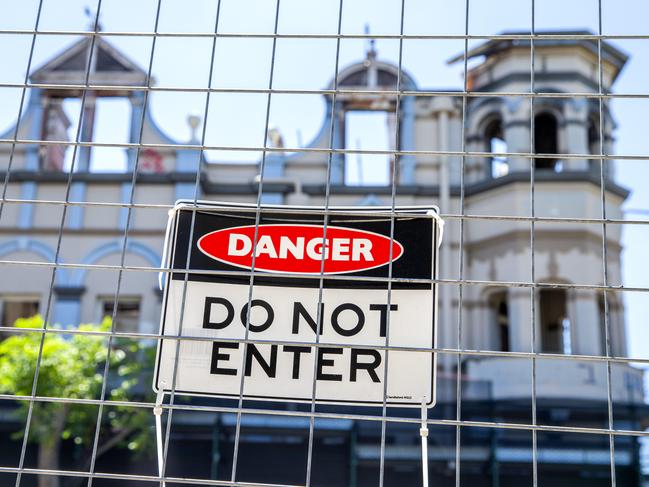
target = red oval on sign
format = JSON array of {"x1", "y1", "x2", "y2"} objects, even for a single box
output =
[{"x1": 197, "y1": 224, "x2": 403, "y2": 275}]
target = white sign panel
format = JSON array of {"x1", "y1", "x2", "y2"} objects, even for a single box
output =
[{"x1": 154, "y1": 202, "x2": 441, "y2": 407}]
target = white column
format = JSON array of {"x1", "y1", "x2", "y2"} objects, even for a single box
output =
[
  {"x1": 563, "y1": 99, "x2": 589, "y2": 171},
  {"x1": 612, "y1": 305, "x2": 627, "y2": 357},
  {"x1": 569, "y1": 290, "x2": 602, "y2": 356},
  {"x1": 476, "y1": 301, "x2": 492, "y2": 351},
  {"x1": 503, "y1": 121, "x2": 530, "y2": 173},
  {"x1": 563, "y1": 120, "x2": 589, "y2": 171},
  {"x1": 603, "y1": 129, "x2": 615, "y2": 180},
  {"x1": 437, "y1": 109, "x2": 454, "y2": 372},
  {"x1": 507, "y1": 288, "x2": 532, "y2": 352},
  {"x1": 398, "y1": 96, "x2": 416, "y2": 184},
  {"x1": 330, "y1": 103, "x2": 345, "y2": 184},
  {"x1": 464, "y1": 134, "x2": 485, "y2": 184}
]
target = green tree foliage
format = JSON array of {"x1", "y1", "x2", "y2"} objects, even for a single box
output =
[{"x1": 0, "y1": 316, "x2": 155, "y2": 487}]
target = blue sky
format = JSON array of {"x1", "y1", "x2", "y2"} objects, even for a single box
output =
[{"x1": 1, "y1": 0, "x2": 649, "y2": 360}]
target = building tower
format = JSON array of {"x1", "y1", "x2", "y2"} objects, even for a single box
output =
[{"x1": 271, "y1": 33, "x2": 635, "y2": 374}]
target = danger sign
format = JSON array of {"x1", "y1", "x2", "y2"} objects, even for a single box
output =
[
  {"x1": 198, "y1": 224, "x2": 403, "y2": 274},
  {"x1": 154, "y1": 201, "x2": 441, "y2": 407}
]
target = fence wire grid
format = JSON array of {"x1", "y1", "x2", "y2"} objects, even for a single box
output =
[{"x1": 0, "y1": 0, "x2": 648, "y2": 486}]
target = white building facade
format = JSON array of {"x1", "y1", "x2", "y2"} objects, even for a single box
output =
[{"x1": 0, "y1": 32, "x2": 643, "y2": 411}]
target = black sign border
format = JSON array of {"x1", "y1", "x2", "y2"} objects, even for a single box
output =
[{"x1": 153, "y1": 201, "x2": 440, "y2": 408}]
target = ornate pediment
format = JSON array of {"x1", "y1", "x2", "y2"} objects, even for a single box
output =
[{"x1": 30, "y1": 37, "x2": 150, "y2": 91}]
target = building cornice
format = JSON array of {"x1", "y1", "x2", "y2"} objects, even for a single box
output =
[
  {"x1": 0, "y1": 171, "x2": 198, "y2": 184},
  {"x1": 299, "y1": 171, "x2": 629, "y2": 199},
  {"x1": 474, "y1": 71, "x2": 601, "y2": 93},
  {"x1": 2, "y1": 169, "x2": 630, "y2": 199},
  {"x1": 53, "y1": 285, "x2": 86, "y2": 299}
]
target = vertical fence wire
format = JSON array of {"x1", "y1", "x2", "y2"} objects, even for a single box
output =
[
  {"x1": 597, "y1": 0, "x2": 617, "y2": 485},
  {"x1": 228, "y1": 0, "x2": 282, "y2": 481},
  {"x1": 454, "y1": 0, "x2": 471, "y2": 485},
  {"x1": 377, "y1": 1, "x2": 407, "y2": 486},
  {"x1": 0, "y1": 0, "x2": 44, "y2": 226},
  {"x1": 83, "y1": 1, "x2": 163, "y2": 485},
  {"x1": 159, "y1": 2, "x2": 224, "y2": 486},
  {"x1": 14, "y1": 4, "x2": 104, "y2": 486},
  {"x1": 529, "y1": 1, "x2": 538, "y2": 485},
  {"x1": 304, "y1": 0, "x2": 345, "y2": 485}
]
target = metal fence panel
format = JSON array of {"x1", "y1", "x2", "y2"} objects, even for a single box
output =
[{"x1": 0, "y1": 0, "x2": 647, "y2": 486}]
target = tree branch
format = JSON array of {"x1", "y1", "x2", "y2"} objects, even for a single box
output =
[
  {"x1": 66, "y1": 426, "x2": 136, "y2": 487},
  {"x1": 95, "y1": 425, "x2": 135, "y2": 458}
]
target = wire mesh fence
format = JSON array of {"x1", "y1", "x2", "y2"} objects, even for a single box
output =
[{"x1": 0, "y1": 0, "x2": 648, "y2": 486}]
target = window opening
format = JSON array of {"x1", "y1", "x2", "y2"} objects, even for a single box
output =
[
  {"x1": 344, "y1": 111, "x2": 392, "y2": 186},
  {"x1": 48, "y1": 97, "x2": 131, "y2": 173},
  {"x1": 489, "y1": 291, "x2": 510, "y2": 352},
  {"x1": 100, "y1": 296, "x2": 141, "y2": 333},
  {"x1": 534, "y1": 113, "x2": 559, "y2": 171},
  {"x1": 40, "y1": 98, "x2": 71, "y2": 171},
  {"x1": 562, "y1": 317, "x2": 572, "y2": 355},
  {"x1": 89, "y1": 98, "x2": 131, "y2": 172},
  {"x1": 539, "y1": 289, "x2": 568, "y2": 353},
  {"x1": 0, "y1": 296, "x2": 40, "y2": 337},
  {"x1": 485, "y1": 119, "x2": 509, "y2": 178}
]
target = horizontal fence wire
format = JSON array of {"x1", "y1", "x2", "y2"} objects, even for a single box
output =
[
  {"x1": 3, "y1": 83, "x2": 649, "y2": 99},
  {"x1": 2, "y1": 139, "x2": 649, "y2": 159},
  {"x1": 0, "y1": 1, "x2": 647, "y2": 486},
  {"x1": 0, "y1": 261, "x2": 645, "y2": 293},
  {"x1": 0, "y1": 327, "x2": 647, "y2": 365},
  {"x1": 1, "y1": 30, "x2": 649, "y2": 40},
  {"x1": 1, "y1": 399, "x2": 648, "y2": 438},
  {"x1": 0, "y1": 200, "x2": 646, "y2": 226}
]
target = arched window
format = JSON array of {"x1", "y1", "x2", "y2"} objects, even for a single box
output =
[
  {"x1": 488, "y1": 291, "x2": 510, "y2": 351},
  {"x1": 534, "y1": 113, "x2": 559, "y2": 170},
  {"x1": 539, "y1": 289, "x2": 570, "y2": 353},
  {"x1": 485, "y1": 118, "x2": 509, "y2": 178}
]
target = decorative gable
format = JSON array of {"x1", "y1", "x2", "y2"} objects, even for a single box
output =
[{"x1": 30, "y1": 37, "x2": 150, "y2": 91}]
